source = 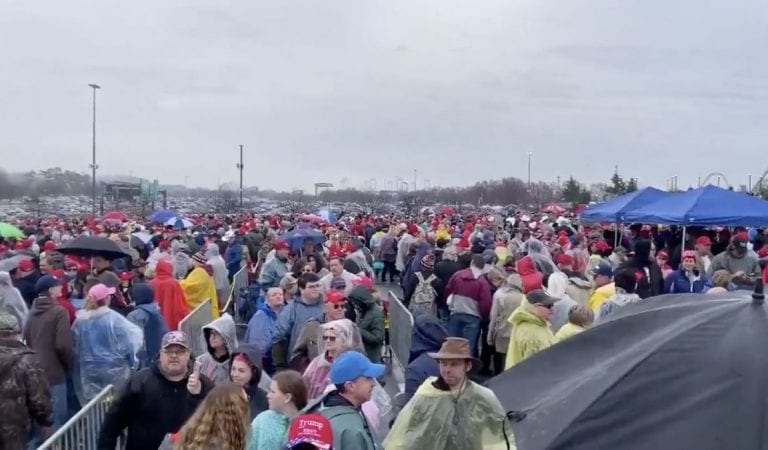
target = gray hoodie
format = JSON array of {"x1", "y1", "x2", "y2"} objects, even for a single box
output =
[{"x1": 195, "y1": 313, "x2": 238, "y2": 384}]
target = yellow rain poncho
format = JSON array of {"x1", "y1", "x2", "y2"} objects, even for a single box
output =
[
  {"x1": 383, "y1": 377, "x2": 514, "y2": 450},
  {"x1": 180, "y1": 267, "x2": 220, "y2": 318}
]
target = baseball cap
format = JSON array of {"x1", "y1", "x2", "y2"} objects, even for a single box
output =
[
  {"x1": 286, "y1": 413, "x2": 333, "y2": 450},
  {"x1": 35, "y1": 275, "x2": 63, "y2": 295},
  {"x1": 43, "y1": 241, "x2": 57, "y2": 251},
  {"x1": 88, "y1": 283, "x2": 116, "y2": 301},
  {"x1": 274, "y1": 240, "x2": 290, "y2": 251},
  {"x1": 17, "y1": 259, "x2": 35, "y2": 272},
  {"x1": 527, "y1": 289, "x2": 558, "y2": 306},
  {"x1": 695, "y1": 236, "x2": 712, "y2": 246},
  {"x1": 351, "y1": 274, "x2": 374, "y2": 290},
  {"x1": 591, "y1": 263, "x2": 614, "y2": 278},
  {"x1": 325, "y1": 290, "x2": 347, "y2": 304},
  {"x1": 329, "y1": 351, "x2": 385, "y2": 384},
  {"x1": 733, "y1": 232, "x2": 749, "y2": 249},
  {"x1": 161, "y1": 331, "x2": 190, "y2": 350},
  {"x1": 0, "y1": 312, "x2": 20, "y2": 333}
]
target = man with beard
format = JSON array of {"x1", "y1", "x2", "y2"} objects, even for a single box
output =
[{"x1": 97, "y1": 331, "x2": 214, "y2": 450}]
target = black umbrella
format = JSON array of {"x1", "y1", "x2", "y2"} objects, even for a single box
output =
[
  {"x1": 486, "y1": 284, "x2": 768, "y2": 450},
  {"x1": 57, "y1": 235, "x2": 130, "y2": 260}
]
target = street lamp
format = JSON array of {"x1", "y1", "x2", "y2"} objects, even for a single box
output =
[
  {"x1": 236, "y1": 145, "x2": 244, "y2": 208},
  {"x1": 527, "y1": 152, "x2": 533, "y2": 190},
  {"x1": 88, "y1": 83, "x2": 101, "y2": 217}
]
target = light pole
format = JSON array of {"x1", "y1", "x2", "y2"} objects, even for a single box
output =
[
  {"x1": 236, "y1": 144, "x2": 244, "y2": 208},
  {"x1": 88, "y1": 83, "x2": 101, "y2": 217},
  {"x1": 527, "y1": 152, "x2": 533, "y2": 191}
]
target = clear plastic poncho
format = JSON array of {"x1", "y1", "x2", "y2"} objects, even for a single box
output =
[
  {"x1": 0, "y1": 272, "x2": 28, "y2": 330},
  {"x1": 72, "y1": 306, "x2": 143, "y2": 404},
  {"x1": 383, "y1": 377, "x2": 514, "y2": 450},
  {"x1": 522, "y1": 238, "x2": 557, "y2": 275}
]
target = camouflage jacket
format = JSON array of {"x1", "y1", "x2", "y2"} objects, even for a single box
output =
[{"x1": 0, "y1": 338, "x2": 52, "y2": 447}]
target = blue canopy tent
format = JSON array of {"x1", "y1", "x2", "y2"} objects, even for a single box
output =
[
  {"x1": 623, "y1": 185, "x2": 768, "y2": 226},
  {"x1": 580, "y1": 187, "x2": 669, "y2": 222}
]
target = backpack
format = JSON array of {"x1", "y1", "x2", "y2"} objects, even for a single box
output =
[{"x1": 410, "y1": 272, "x2": 437, "y2": 316}]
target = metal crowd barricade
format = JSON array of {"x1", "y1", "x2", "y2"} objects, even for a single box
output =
[
  {"x1": 223, "y1": 266, "x2": 250, "y2": 324},
  {"x1": 179, "y1": 298, "x2": 213, "y2": 357},
  {"x1": 37, "y1": 385, "x2": 116, "y2": 450},
  {"x1": 387, "y1": 290, "x2": 415, "y2": 371}
]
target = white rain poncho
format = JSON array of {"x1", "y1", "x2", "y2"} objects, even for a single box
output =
[
  {"x1": 384, "y1": 377, "x2": 513, "y2": 450},
  {"x1": 0, "y1": 271, "x2": 28, "y2": 329},
  {"x1": 72, "y1": 306, "x2": 143, "y2": 404}
]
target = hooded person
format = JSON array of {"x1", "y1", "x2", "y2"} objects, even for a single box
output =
[
  {"x1": 72, "y1": 283, "x2": 143, "y2": 405},
  {"x1": 126, "y1": 283, "x2": 170, "y2": 369},
  {"x1": 205, "y1": 243, "x2": 230, "y2": 308},
  {"x1": 617, "y1": 239, "x2": 664, "y2": 299},
  {"x1": 402, "y1": 314, "x2": 449, "y2": 405},
  {"x1": 516, "y1": 255, "x2": 543, "y2": 294},
  {"x1": 0, "y1": 271, "x2": 29, "y2": 329},
  {"x1": 708, "y1": 232, "x2": 761, "y2": 290},
  {"x1": 545, "y1": 271, "x2": 578, "y2": 333},
  {"x1": 180, "y1": 252, "x2": 220, "y2": 319},
  {"x1": 229, "y1": 345, "x2": 271, "y2": 420},
  {"x1": 196, "y1": 312, "x2": 238, "y2": 384},
  {"x1": 522, "y1": 238, "x2": 557, "y2": 275},
  {"x1": 347, "y1": 285, "x2": 385, "y2": 364},
  {"x1": 303, "y1": 319, "x2": 364, "y2": 400},
  {"x1": 170, "y1": 240, "x2": 192, "y2": 280},
  {"x1": 148, "y1": 260, "x2": 189, "y2": 330},
  {"x1": 487, "y1": 273, "x2": 525, "y2": 375}
]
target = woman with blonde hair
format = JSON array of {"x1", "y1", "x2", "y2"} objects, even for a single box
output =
[
  {"x1": 175, "y1": 382, "x2": 250, "y2": 450},
  {"x1": 247, "y1": 370, "x2": 308, "y2": 450}
]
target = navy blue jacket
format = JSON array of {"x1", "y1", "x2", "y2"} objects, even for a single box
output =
[
  {"x1": 404, "y1": 314, "x2": 448, "y2": 404},
  {"x1": 664, "y1": 268, "x2": 708, "y2": 294}
]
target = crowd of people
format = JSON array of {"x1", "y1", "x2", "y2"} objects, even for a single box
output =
[{"x1": 0, "y1": 208, "x2": 765, "y2": 449}]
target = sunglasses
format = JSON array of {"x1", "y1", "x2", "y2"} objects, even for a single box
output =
[
  {"x1": 536, "y1": 303, "x2": 553, "y2": 310},
  {"x1": 331, "y1": 302, "x2": 348, "y2": 310},
  {"x1": 322, "y1": 335, "x2": 337, "y2": 342}
]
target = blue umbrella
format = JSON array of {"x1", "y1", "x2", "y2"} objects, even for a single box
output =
[
  {"x1": 282, "y1": 228, "x2": 325, "y2": 251},
  {"x1": 149, "y1": 209, "x2": 178, "y2": 223},
  {"x1": 165, "y1": 217, "x2": 194, "y2": 230}
]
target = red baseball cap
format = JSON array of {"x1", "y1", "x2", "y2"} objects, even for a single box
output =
[
  {"x1": 274, "y1": 240, "x2": 290, "y2": 251},
  {"x1": 556, "y1": 253, "x2": 573, "y2": 266},
  {"x1": 44, "y1": 241, "x2": 57, "y2": 251},
  {"x1": 695, "y1": 236, "x2": 712, "y2": 246},
  {"x1": 18, "y1": 259, "x2": 35, "y2": 272},
  {"x1": 286, "y1": 413, "x2": 333, "y2": 450},
  {"x1": 351, "y1": 275, "x2": 373, "y2": 290},
  {"x1": 325, "y1": 290, "x2": 347, "y2": 304}
]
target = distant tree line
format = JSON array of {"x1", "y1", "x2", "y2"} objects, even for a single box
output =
[{"x1": 1, "y1": 167, "x2": 642, "y2": 212}]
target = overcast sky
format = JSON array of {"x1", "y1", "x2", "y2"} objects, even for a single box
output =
[{"x1": 1, "y1": 0, "x2": 766, "y2": 192}]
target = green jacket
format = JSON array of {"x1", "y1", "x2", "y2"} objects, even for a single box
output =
[
  {"x1": 304, "y1": 391, "x2": 378, "y2": 450},
  {"x1": 505, "y1": 301, "x2": 555, "y2": 370},
  {"x1": 348, "y1": 286, "x2": 385, "y2": 363}
]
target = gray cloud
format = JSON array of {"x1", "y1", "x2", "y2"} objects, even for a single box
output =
[{"x1": 0, "y1": 0, "x2": 766, "y2": 192}]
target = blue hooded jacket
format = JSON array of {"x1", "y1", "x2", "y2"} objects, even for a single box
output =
[
  {"x1": 225, "y1": 237, "x2": 243, "y2": 279},
  {"x1": 126, "y1": 283, "x2": 169, "y2": 369},
  {"x1": 404, "y1": 314, "x2": 448, "y2": 404},
  {"x1": 245, "y1": 302, "x2": 280, "y2": 374}
]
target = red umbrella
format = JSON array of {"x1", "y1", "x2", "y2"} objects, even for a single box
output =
[
  {"x1": 542, "y1": 203, "x2": 565, "y2": 214},
  {"x1": 103, "y1": 211, "x2": 128, "y2": 222},
  {"x1": 300, "y1": 214, "x2": 326, "y2": 224}
]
